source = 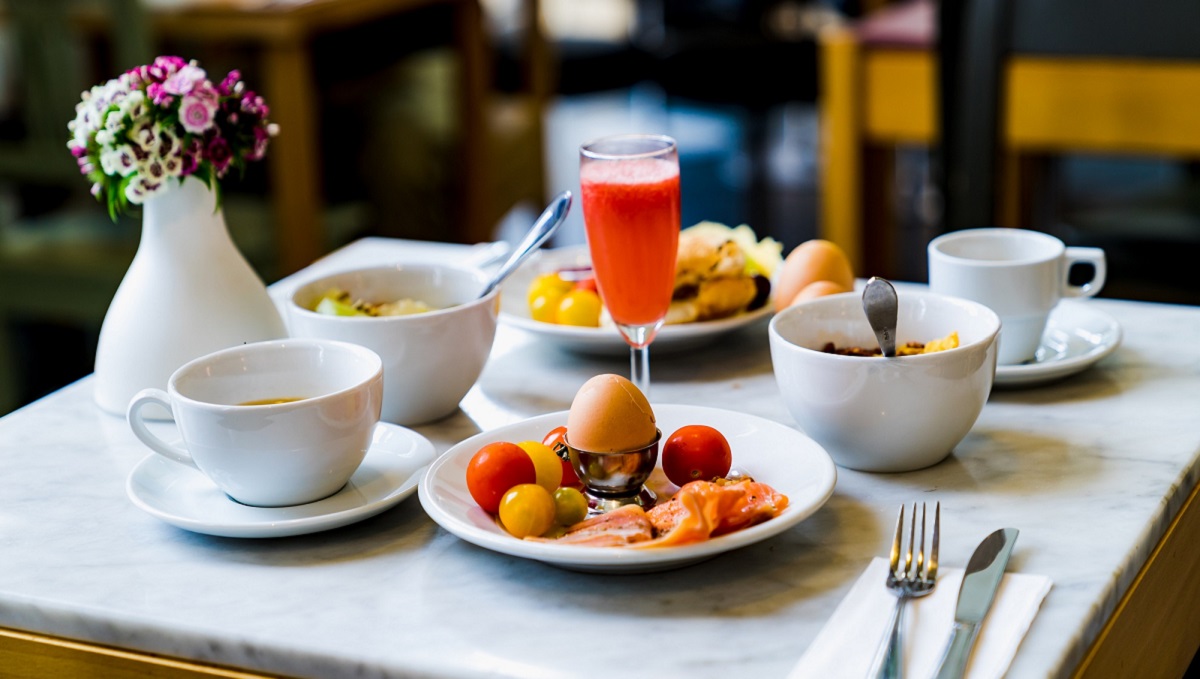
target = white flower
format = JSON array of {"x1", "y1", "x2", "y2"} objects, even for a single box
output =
[
  {"x1": 131, "y1": 119, "x2": 158, "y2": 153},
  {"x1": 112, "y1": 145, "x2": 138, "y2": 177},
  {"x1": 162, "y1": 154, "x2": 183, "y2": 177},
  {"x1": 121, "y1": 90, "x2": 147, "y2": 120}
]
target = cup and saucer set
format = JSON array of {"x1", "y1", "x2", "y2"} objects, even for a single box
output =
[{"x1": 928, "y1": 228, "x2": 1123, "y2": 389}]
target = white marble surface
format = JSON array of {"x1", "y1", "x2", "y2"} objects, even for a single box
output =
[{"x1": 2, "y1": 238, "x2": 1199, "y2": 678}]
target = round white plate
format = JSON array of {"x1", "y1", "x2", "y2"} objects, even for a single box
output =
[
  {"x1": 127, "y1": 422, "x2": 437, "y2": 538},
  {"x1": 418, "y1": 404, "x2": 837, "y2": 573},
  {"x1": 994, "y1": 301, "x2": 1122, "y2": 388},
  {"x1": 499, "y1": 245, "x2": 773, "y2": 356}
]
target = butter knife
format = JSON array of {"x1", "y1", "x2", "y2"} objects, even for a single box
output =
[{"x1": 932, "y1": 527, "x2": 1019, "y2": 679}]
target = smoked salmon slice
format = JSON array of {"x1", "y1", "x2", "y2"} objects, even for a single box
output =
[{"x1": 637, "y1": 480, "x2": 789, "y2": 548}]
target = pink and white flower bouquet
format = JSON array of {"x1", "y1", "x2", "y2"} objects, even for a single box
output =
[{"x1": 67, "y1": 56, "x2": 279, "y2": 218}]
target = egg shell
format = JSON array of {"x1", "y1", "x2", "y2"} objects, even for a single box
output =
[
  {"x1": 789, "y1": 279, "x2": 853, "y2": 306},
  {"x1": 774, "y1": 240, "x2": 855, "y2": 313},
  {"x1": 566, "y1": 374, "x2": 658, "y2": 453}
]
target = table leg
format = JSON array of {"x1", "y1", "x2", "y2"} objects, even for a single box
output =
[{"x1": 262, "y1": 40, "x2": 324, "y2": 276}]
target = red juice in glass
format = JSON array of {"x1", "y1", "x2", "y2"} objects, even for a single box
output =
[{"x1": 580, "y1": 157, "x2": 681, "y2": 327}]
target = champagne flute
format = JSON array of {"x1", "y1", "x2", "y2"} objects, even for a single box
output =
[{"x1": 579, "y1": 134, "x2": 681, "y2": 396}]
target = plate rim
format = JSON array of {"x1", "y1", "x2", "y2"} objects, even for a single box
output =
[
  {"x1": 417, "y1": 404, "x2": 837, "y2": 570},
  {"x1": 994, "y1": 301, "x2": 1122, "y2": 386},
  {"x1": 125, "y1": 421, "x2": 436, "y2": 538},
  {"x1": 497, "y1": 245, "x2": 774, "y2": 350}
]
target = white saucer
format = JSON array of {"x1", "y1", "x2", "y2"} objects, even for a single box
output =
[
  {"x1": 126, "y1": 422, "x2": 437, "y2": 538},
  {"x1": 418, "y1": 404, "x2": 837, "y2": 573},
  {"x1": 994, "y1": 301, "x2": 1122, "y2": 388},
  {"x1": 499, "y1": 245, "x2": 773, "y2": 356}
]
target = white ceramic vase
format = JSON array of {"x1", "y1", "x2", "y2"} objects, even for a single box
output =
[{"x1": 93, "y1": 177, "x2": 287, "y2": 416}]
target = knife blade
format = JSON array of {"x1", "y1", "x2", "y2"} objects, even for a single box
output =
[{"x1": 933, "y1": 527, "x2": 1019, "y2": 679}]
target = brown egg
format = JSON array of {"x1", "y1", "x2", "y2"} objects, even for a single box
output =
[
  {"x1": 789, "y1": 279, "x2": 853, "y2": 306},
  {"x1": 774, "y1": 240, "x2": 855, "y2": 312},
  {"x1": 566, "y1": 374, "x2": 657, "y2": 453}
]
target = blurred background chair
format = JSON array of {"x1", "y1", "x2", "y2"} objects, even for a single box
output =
[
  {"x1": 939, "y1": 0, "x2": 1200, "y2": 304},
  {"x1": 819, "y1": 0, "x2": 1200, "y2": 304},
  {"x1": 0, "y1": 0, "x2": 151, "y2": 413}
]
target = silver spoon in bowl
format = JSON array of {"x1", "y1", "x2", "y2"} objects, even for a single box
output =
[
  {"x1": 478, "y1": 190, "x2": 572, "y2": 299},
  {"x1": 863, "y1": 276, "x2": 899, "y2": 357}
]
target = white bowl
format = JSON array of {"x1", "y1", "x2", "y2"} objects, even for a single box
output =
[
  {"x1": 287, "y1": 264, "x2": 498, "y2": 425},
  {"x1": 768, "y1": 291, "x2": 1000, "y2": 472}
]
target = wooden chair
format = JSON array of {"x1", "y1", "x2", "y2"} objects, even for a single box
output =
[
  {"x1": 0, "y1": 0, "x2": 152, "y2": 413},
  {"x1": 818, "y1": 0, "x2": 1200, "y2": 279}
]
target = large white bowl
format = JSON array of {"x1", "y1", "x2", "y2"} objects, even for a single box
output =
[
  {"x1": 287, "y1": 264, "x2": 498, "y2": 426},
  {"x1": 768, "y1": 291, "x2": 1000, "y2": 472}
]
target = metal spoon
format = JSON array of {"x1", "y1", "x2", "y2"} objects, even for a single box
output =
[
  {"x1": 863, "y1": 276, "x2": 899, "y2": 357},
  {"x1": 478, "y1": 190, "x2": 572, "y2": 299}
]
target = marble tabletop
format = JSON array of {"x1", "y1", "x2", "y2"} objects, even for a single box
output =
[{"x1": 2, "y1": 237, "x2": 1199, "y2": 679}]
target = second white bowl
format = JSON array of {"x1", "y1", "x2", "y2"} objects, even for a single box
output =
[{"x1": 768, "y1": 290, "x2": 1000, "y2": 472}]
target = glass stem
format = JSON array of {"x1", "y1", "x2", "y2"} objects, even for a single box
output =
[{"x1": 630, "y1": 345, "x2": 650, "y2": 398}]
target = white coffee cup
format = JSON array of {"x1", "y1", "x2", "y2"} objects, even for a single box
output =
[
  {"x1": 127, "y1": 338, "x2": 384, "y2": 507},
  {"x1": 927, "y1": 228, "x2": 1105, "y2": 365}
]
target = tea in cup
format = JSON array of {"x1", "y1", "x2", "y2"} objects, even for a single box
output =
[
  {"x1": 927, "y1": 228, "x2": 1105, "y2": 365},
  {"x1": 127, "y1": 338, "x2": 384, "y2": 507}
]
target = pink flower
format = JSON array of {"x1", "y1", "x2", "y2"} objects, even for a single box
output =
[
  {"x1": 246, "y1": 124, "x2": 271, "y2": 161},
  {"x1": 147, "y1": 82, "x2": 174, "y2": 107},
  {"x1": 206, "y1": 136, "x2": 233, "y2": 177},
  {"x1": 179, "y1": 91, "x2": 219, "y2": 134},
  {"x1": 217, "y1": 70, "x2": 241, "y2": 96},
  {"x1": 162, "y1": 64, "x2": 207, "y2": 96}
]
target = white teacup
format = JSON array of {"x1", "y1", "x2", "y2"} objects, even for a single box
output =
[
  {"x1": 127, "y1": 339, "x2": 384, "y2": 507},
  {"x1": 927, "y1": 228, "x2": 1105, "y2": 365}
]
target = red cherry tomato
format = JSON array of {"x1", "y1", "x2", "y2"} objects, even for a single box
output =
[
  {"x1": 542, "y1": 425, "x2": 581, "y2": 488},
  {"x1": 662, "y1": 425, "x2": 732, "y2": 487},
  {"x1": 466, "y1": 442, "x2": 537, "y2": 514}
]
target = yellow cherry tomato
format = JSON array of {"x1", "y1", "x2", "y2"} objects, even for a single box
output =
[
  {"x1": 528, "y1": 273, "x2": 573, "y2": 323},
  {"x1": 553, "y1": 487, "x2": 588, "y2": 526},
  {"x1": 498, "y1": 484, "x2": 556, "y2": 538},
  {"x1": 556, "y1": 289, "x2": 602, "y2": 327},
  {"x1": 516, "y1": 440, "x2": 563, "y2": 492}
]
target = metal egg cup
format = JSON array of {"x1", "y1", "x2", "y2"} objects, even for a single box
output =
[{"x1": 565, "y1": 429, "x2": 661, "y2": 514}]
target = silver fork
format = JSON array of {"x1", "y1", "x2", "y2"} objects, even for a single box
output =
[{"x1": 868, "y1": 502, "x2": 940, "y2": 679}]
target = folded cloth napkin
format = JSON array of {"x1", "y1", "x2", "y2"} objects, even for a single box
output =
[{"x1": 790, "y1": 557, "x2": 1052, "y2": 679}]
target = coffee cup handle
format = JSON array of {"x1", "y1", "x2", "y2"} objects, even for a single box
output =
[
  {"x1": 127, "y1": 388, "x2": 200, "y2": 470},
  {"x1": 1063, "y1": 247, "x2": 1106, "y2": 298}
]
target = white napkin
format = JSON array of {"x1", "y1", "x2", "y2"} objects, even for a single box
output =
[{"x1": 790, "y1": 557, "x2": 1052, "y2": 679}]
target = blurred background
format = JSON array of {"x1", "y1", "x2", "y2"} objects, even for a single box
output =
[{"x1": 0, "y1": 0, "x2": 1197, "y2": 415}]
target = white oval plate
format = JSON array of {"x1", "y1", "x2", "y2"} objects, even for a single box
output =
[
  {"x1": 127, "y1": 422, "x2": 436, "y2": 538},
  {"x1": 994, "y1": 302, "x2": 1122, "y2": 388},
  {"x1": 499, "y1": 245, "x2": 773, "y2": 356},
  {"x1": 418, "y1": 404, "x2": 837, "y2": 573}
]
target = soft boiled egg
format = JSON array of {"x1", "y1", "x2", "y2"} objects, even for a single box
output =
[{"x1": 566, "y1": 374, "x2": 658, "y2": 453}]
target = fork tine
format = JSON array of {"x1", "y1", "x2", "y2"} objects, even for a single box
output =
[
  {"x1": 929, "y1": 501, "x2": 940, "y2": 581},
  {"x1": 889, "y1": 505, "x2": 904, "y2": 574},
  {"x1": 904, "y1": 502, "x2": 916, "y2": 576},
  {"x1": 916, "y1": 502, "x2": 926, "y2": 576}
]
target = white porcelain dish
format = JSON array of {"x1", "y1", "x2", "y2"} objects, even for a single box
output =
[
  {"x1": 288, "y1": 263, "x2": 498, "y2": 425},
  {"x1": 126, "y1": 422, "x2": 436, "y2": 538},
  {"x1": 418, "y1": 404, "x2": 837, "y2": 573},
  {"x1": 994, "y1": 301, "x2": 1122, "y2": 388},
  {"x1": 499, "y1": 245, "x2": 772, "y2": 356},
  {"x1": 769, "y1": 291, "x2": 1000, "y2": 473}
]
